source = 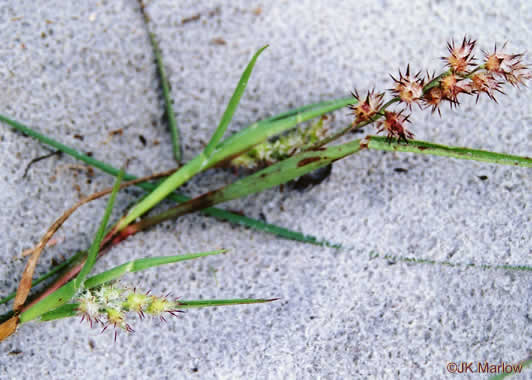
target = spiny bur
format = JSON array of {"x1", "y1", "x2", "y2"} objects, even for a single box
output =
[
  {"x1": 348, "y1": 37, "x2": 531, "y2": 143},
  {"x1": 75, "y1": 284, "x2": 183, "y2": 340}
]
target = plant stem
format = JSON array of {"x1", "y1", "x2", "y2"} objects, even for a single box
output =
[{"x1": 367, "y1": 136, "x2": 532, "y2": 167}]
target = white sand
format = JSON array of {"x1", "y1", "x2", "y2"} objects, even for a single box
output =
[{"x1": 0, "y1": 1, "x2": 530, "y2": 379}]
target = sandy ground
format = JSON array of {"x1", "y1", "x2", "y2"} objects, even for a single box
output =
[{"x1": 0, "y1": 1, "x2": 531, "y2": 379}]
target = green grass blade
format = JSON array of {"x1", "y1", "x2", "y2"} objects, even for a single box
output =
[
  {"x1": 40, "y1": 303, "x2": 78, "y2": 321},
  {"x1": 135, "y1": 133, "x2": 532, "y2": 246},
  {"x1": 261, "y1": 98, "x2": 353, "y2": 123},
  {"x1": 370, "y1": 252, "x2": 532, "y2": 272},
  {"x1": 176, "y1": 298, "x2": 278, "y2": 309},
  {"x1": 76, "y1": 170, "x2": 124, "y2": 285},
  {"x1": 143, "y1": 17, "x2": 181, "y2": 162},
  {"x1": 205, "y1": 209, "x2": 339, "y2": 247},
  {"x1": 84, "y1": 250, "x2": 226, "y2": 289},
  {"x1": 0, "y1": 112, "x2": 340, "y2": 247},
  {"x1": 0, "y1": 114, "x2": 121, "y2": 175},
  {"x1": 212, "y1": 140, "x2": 361, "y2": 200},
  {"x1": 367, "y1": 136, "x2": 532, "y2": 167},
  {"x1": 116, "y1": 154, "x2": 205, "y2": 229},
  {"x1": 18, "y1": 281, "x2": 77, "y2": 323},
  {"x1": 150, "y1": 30, "x2": 181, "y2": 162},
  {"x1": 0, "y1": 251, "x2": 86, "y2": 306},
  {"x1": 203, "y1": 45, "x2": 269, "y2": 157}
]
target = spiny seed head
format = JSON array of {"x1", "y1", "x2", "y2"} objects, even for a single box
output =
[
  {"x1": 440, "y1": 73, "x2": 469, "y2": 104},
  {"x1": 376, "y1": 111, "x2": 414, "y2": 143},
  {"x1": 484, "y1": 43, "x2": 516, "y2": 73},
  {"x1": 75, "y1": 284, "x2": 184, "y2": 339},
  {"x1": 95, "y1": 284, "x2": 123, "y2": 307},
  {"x1": 423, "y1": 86, "x2": 444, "y2": 115},
  {"x1": 483, "y1": 43, "x2": 531, "y2": 87},
  {"x1": 346, "y1": 38, "x2": 529, "y2": 144},
  {"x1": 390, "y1": 65, "x2": 424, "y2": 108},
  {"x1": 125, "y1": 292, "x2": 149, "y2": 313},
  {"x1": 101, "y1": 308, "x2": 134, "y2": 340},
  {"x1": 467, "y1": 72, "x2": 505, "y2": 102},
  {"x1": 444, "y1": 36, "x2": 476, "y2": 73},
  {"x1": 78, "y1": 291, "x2": 101, "y2": 326},
  {"x1": 348, "y1": 89, "x2": 384, "y2": 124},
  {"x1": 106, "y1": 308, "x2": 125, "y2": 326},
  {"x1": 504, "y1": 64, "x2": 532, "y2": 87},
  {"x1": 485, "y1": 53, "x2": 504, "y2": 73},
  {"x1": 146, "y1": 296, "x2": 174, "y2": 315}
]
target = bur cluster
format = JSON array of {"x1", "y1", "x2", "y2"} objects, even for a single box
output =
[
  {"x1": 76, "y1": 284, "x2": 182, "y2": 340},
  {"x1": 349, "y1": 37, "x2": 531, "y2": 142}
]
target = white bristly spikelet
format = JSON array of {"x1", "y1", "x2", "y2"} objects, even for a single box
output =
[
  {"x1": 77, "y1": 290, "x2": 102, "y2": 328},
  {"x1": 74, "y1": 283, "x2": 183, "y2": 339}
]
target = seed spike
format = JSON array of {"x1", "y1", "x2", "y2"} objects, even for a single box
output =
[
  {"x1": 348, "y1": 89, "x2": 384, "y2": 124},
  {"x1": 390, "y1": 66, "x2": 424, "y2": 109}
]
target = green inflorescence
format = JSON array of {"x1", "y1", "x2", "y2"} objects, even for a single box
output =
[
  {"x1": 76, "y1": 284, "x2": 180, "y2": 334},
  {"x1": 231, "y1": 117, "x2": 328, "y2": 169}
]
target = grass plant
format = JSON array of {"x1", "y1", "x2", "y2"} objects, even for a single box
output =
[{"x1": 0, "y1": 13, "x2": 530, "y2": 375}]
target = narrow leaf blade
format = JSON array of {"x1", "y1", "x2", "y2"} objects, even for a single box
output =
[
  {"x1": 177, "y1": 298, "x2": 278, "y2": 309},
  {"x1": 203, "y1": 45, "x2": 269, "y2": 156},
  {"x1": 213, "y1": 140, "x2": 361, "y2": 200},
  {"x1": 145, "y1": 26, "x2": 181, "y2": 162},
  {"x1": 18, "y1": 281, "x2": 77, "y2": 323},
  {"x1": 40, "y1": 304, "x2": 79, "y2": 321},
  {"x1": 84, "y1": 250, "x2": 226, "y2": 289},
  {"x1": 77, "y1": 169, "x2": 124, "y2": 285},
  {"x1": 367, "y1": 136, "x2": 532, "y2": 167}
]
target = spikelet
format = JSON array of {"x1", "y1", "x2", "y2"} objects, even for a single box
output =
[{"x1": 75, "y1": 284, "x2": 183, "y2": 340}]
